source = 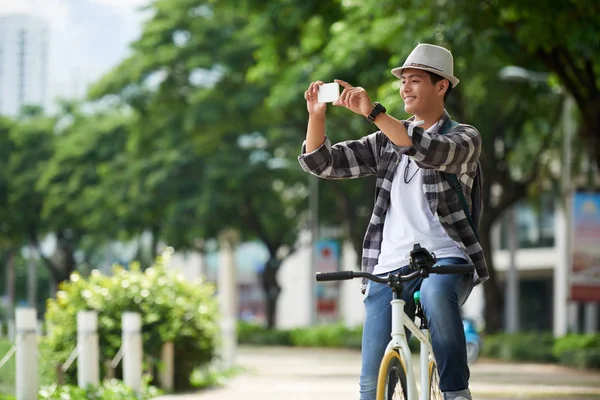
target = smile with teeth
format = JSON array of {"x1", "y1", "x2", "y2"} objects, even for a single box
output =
[{"x1": 404, "y1": 96, "x2": 417, "y2": 102}]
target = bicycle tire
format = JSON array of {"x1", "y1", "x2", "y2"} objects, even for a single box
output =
[
  {"x1": 376, "y1": 349, "x2": 408, "y2": 400},
  {"x1": 428, "y1": 360, "x2": 443, "y2": 400}
]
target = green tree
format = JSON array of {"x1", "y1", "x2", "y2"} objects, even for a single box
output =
[
  {"x1": 402, "y1": 0, "x2": 600, "y2": 168},
  {"x1": 37, "y1": 104, "x2": 137, "y2": 270},
  {"x1": 197, "y1": 135, "x2": 305, "y2": 327},
  {"x1": 0, "y1": 115, "x2": 19, "y2": 315},
  {"x1": 5, "y1": 111, "x2": 69, "y2": 287},
  {"x1": 88, "y1": 0, "x2": 309, "y2": 327},
  {"x1": 240, "y1": 0, "x2": 566, "y2": 332},
  {"x1": 0, "y1": 116, "x2": 15, "y2": 245}
]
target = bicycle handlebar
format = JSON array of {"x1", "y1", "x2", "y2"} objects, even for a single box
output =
[{"x1": 315, "y1": 264, "x2": 474, "y2": 284}]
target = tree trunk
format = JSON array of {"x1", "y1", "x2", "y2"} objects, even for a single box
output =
[
  {"x1": 30, "y1": 229, "x2": 77, "y2": 295},
  {"x1": 261, "y1": 257, "x2": 281, "y2": 329},
  {"x1": 39, "y1": 231, "x2": 78, "y2": 294},
  {"x1": 479, "y1": 219, "x2": 504, "y2": 333},
  {"x1": 27, "y1": 241, "x2": 37, "y2": 308},
  {"x1": 5, "y1": 250, "x2": 15, "y2": 319},
  {"x1": 151, "y1": 225, "x2": 161, "y2": 260},
  {"x1": 582, "y1": 104, "x2": 600, "y2": 173},
  {"x1": 56, "y1": 231, "x2": 77, "y2": 283}
]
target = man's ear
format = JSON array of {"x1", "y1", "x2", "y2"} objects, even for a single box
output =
[{"x1": 438, "y1": 80, "x2": 449, "y2": 96}]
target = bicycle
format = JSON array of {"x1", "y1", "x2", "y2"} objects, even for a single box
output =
[{"x1": 316, "y1": 243, "x2": 475, "y2": 400}]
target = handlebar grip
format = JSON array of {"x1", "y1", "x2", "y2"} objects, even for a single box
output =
[
  {"x1": 316, "y1": 271, "x2": 354, "y2": 281},
  {"x1": 432, "y1": 264, "x2": 475, "y2": 275}
]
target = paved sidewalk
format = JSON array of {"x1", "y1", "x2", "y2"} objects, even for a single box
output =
[{"x1": 156, "y1": 346, "x2": 600, "y2": 400}]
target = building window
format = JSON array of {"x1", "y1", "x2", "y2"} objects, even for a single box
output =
[
  {"x1": 500, "y1": 195, "x2": 555, "y2": 249},
  {"x1": 18, "y1": 29, "x2": 26, "y2": 110}
]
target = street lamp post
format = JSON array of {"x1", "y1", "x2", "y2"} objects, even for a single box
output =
[
  {"x1": 556, "y1": 95, "x2": 575, "y2": 336},
  {"x1": 499, "y1": 65, "x2": 575, "y2": 337},
  {"x1": 505, "y1": 206, "x2": 519, "y2": 333},
  {"x1": 309, "y1": 175, "x2": 319, "y2": 325}
]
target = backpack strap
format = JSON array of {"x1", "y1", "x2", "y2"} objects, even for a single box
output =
[{"x1": 439, "y1": 120, "x2": 480, "y2": 240}]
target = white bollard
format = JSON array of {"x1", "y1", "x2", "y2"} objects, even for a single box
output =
[
  {"x1": 122, "y1": 312, "x2": 142, "y2": 394},
  {"x1": 77, "y1": 311, "x2": 99, "y2": 388},
  {"x1": 218, "y1": 230, "x2": 238, "y2": 370},
  {"x1": 159, "y1": 341, "x2": 174, "y2": 391},
  {"x1": 16, "y1": 308, "x2": 37, "y2": 400}
]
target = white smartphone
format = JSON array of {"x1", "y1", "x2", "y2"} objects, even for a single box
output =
[{"x1": 318, "y1": 82, "x2": 340, "y2": 103}]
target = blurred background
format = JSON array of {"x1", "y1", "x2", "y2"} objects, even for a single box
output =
[{"x1": 0, "y1": 0, "x2": 599, "y2": 396}]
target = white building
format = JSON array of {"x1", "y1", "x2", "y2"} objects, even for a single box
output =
[{"x1": 0, "y1": 14, "x2": 49, "y2": 116}]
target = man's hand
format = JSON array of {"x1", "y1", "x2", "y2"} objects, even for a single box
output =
[
  {"x1": 333, "y1": 79, "x2": 374, "y2": 117},
  {"x1": 305, "y1": 81, "x2": 327, "y2": 116}
]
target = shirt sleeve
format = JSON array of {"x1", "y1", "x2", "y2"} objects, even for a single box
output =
[
  {"x1": 405, "y1": 122, "x2": 482, "y2": 174},
  {"x1": 297, "y1": 132, "x2": 381, "y2": 179}
]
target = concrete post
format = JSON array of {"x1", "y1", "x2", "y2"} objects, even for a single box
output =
[
  {"x1": 77, "y1": 311, "x2": 99, "y2": 388},
  {"x1": 122, "y1": 312, "x2": 142, "y2": 393},
  {"x1": 218, "y1": 229, "x2": 238, "y2": 370},
  {"x1": 16, "y1": 308, "x2": 37, "y2": 400}
]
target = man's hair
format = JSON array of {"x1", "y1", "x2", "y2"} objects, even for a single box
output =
[{"x1": 426, "y1": 72, "x2": 453, "y2": 102}]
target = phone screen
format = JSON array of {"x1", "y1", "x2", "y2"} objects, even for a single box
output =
[{"x1": 318, "y1": 82, "x2": 340, "y2": 103}]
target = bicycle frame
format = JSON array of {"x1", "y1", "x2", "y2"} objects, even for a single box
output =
[
  {"x1": 385, "y1": 295, "x2": 435, "y2": 400},
  {"x1": 314, "y1": 244, "x2": 475, "y2": 400}
]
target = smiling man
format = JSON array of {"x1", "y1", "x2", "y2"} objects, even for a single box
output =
[{"x1": 298, "y1": 43, "x2": 487, "y2": 400}]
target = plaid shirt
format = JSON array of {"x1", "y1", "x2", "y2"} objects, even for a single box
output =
[{"x1": 298, "y1": 110, "x2": 488, "y2": 287}]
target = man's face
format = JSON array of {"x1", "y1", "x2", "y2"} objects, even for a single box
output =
[{"x1": 399, "y1": 68, "x2": 444, "y2": 115}]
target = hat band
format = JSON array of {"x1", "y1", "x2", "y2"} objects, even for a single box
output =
[{"x1": 406, "y1": 62, "x2": 445, "y2": 73}]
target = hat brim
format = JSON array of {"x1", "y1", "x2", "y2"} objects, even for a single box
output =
[{"x1": 391, "y1": 66, "x2": 459, "y2": 88}]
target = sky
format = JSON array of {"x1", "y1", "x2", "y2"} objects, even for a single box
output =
[{"x1": 0, "y1": 0, "x2": 149, "y2": 106}]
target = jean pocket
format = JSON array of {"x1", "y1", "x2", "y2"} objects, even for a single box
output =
[
  {"x1": 363, "y1": 281, "x2": 372, "y2": 302},
  {"x1": 459, "y1": 274, "x2": 475, "y2": 306}
]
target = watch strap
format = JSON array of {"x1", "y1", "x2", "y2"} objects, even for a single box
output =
[{"x1": 367, "y1": 102, "x2": 386, "y2": 123}]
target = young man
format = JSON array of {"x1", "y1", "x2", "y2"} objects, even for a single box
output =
[{"x1": 298, "y1": 43, "x2": 488, "y2": 400}]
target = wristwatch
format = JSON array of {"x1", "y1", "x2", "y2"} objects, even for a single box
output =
[{"x1": 366, "y1": 102, "x2": 386, "y2": 123}]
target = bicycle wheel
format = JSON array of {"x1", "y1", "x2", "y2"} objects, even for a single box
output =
[
  {"x1": 376, "y1": 349, "x2": 408, "y2": 400},
  {"x1": 428, "y1": 360, "x2": 443, "y2": 400}
]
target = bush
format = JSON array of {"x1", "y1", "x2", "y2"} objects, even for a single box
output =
[
  {"x1": 481, "y1": 333, "x2": 556, "y2": 363},
  {"x1": 237, "y1": 321, "x2": 292, "y2": 346},
  {"x1": 289, "y1": 324, "x2": 362, "y2": 349},
  {"x1": 38, "y1": 377, "x2": 162, "y2": 399},
  {"x1": 238, "y1": 322, "x2": 362, "y2": 349},
  {"x1": 41, "y1": 260, "x2": 219, "y2": 391},
  {"x1": 553, "y1": 334, "x2": 600, "y2": 370}
]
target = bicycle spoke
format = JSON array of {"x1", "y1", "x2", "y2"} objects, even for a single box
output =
[
  {"x1": 389, "y1": 366, "x2": 406, "y2": 400},
  {"x1": 430, "y1": 366, "x2": 443, "y2": 400},
  {"x1": 393, "y1": 381, "x2": 405, "y2": 400}
]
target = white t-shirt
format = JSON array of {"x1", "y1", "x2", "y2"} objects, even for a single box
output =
[{"x1": 373, "y1": 123, "x2": 466, "y2": 275}]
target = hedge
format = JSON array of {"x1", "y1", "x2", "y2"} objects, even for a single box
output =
[{"x1": 238, "y1": 322, "x2": 600, "y2": 370}]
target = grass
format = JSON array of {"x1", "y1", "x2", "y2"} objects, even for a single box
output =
[{"x1": 0, "y1": 339, "x2": 16, "y2": 397}]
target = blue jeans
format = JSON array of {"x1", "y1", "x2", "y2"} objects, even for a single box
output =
[{"x1": 359, "y1": 257, "x2": 474, "y2": 399}]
